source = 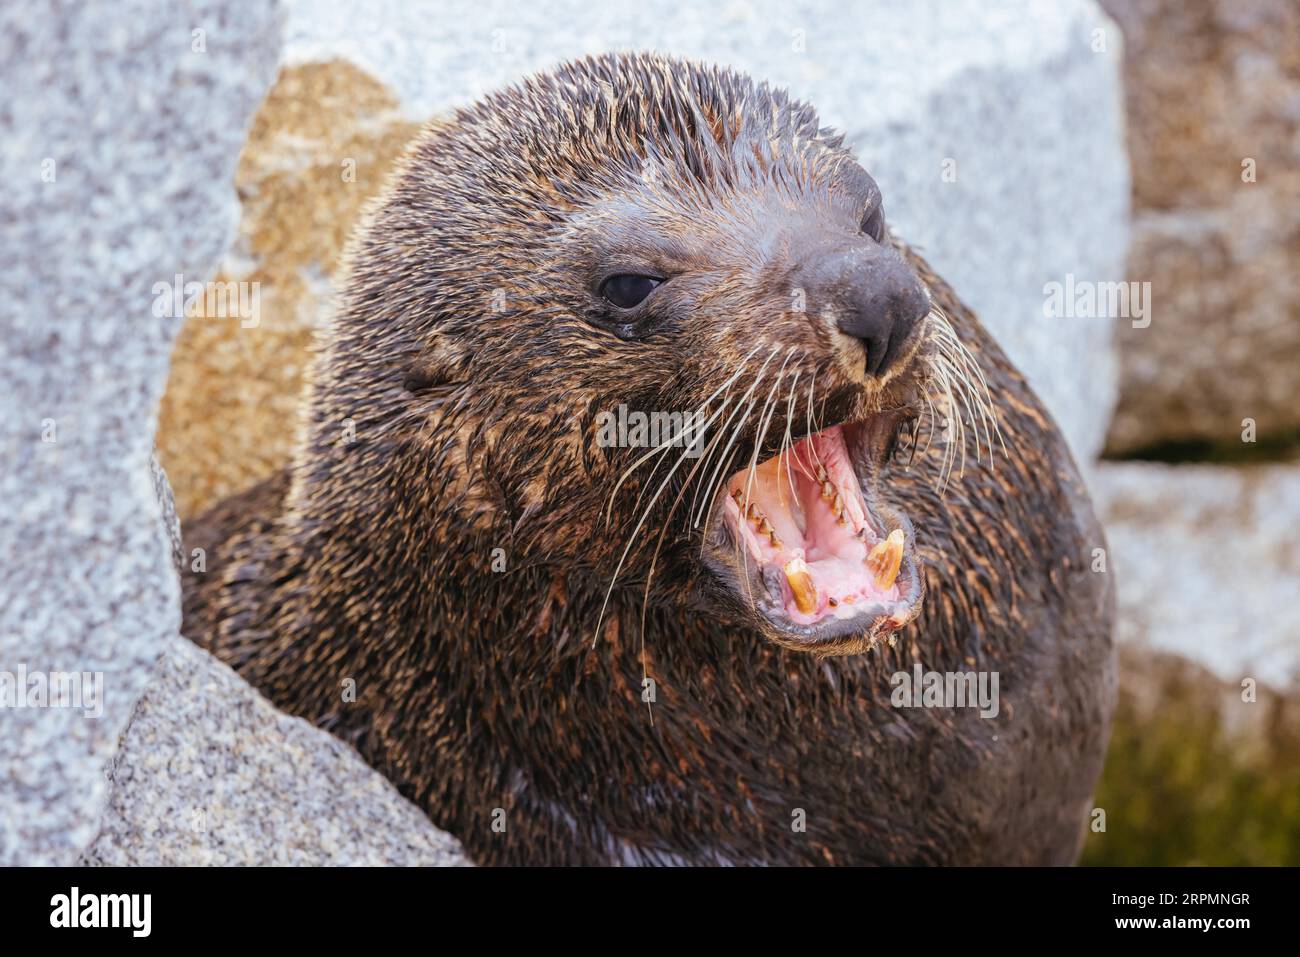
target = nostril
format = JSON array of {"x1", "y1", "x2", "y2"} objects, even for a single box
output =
[
  {"x1": 865, "y1": 329, "x2": 892, "y2": 377},
  {"x1": 877, "y1": 318, "x2": 911, "y2": 377},
  {"x1": 879, "y1": 292, "x2": 928, "y2": 372}
]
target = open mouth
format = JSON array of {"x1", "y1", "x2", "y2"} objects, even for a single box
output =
[{"x1": 711, "y1": 420, "x2": 923, "y2": 652}]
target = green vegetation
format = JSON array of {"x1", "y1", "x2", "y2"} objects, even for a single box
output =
[{"x1": 1083, "y1": 655, "x2": 1300, "y2": 866}]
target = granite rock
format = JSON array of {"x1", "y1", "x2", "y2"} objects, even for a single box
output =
[
  {"x1": 0, "y1": 0, "x2": 284, "y2": 866},
  {"x1": 82, "y1": 637, "x2": 469, "y2": 866},
  {"x1": 1093, "y1": 460, "x2": 1300, "y2": 688}
]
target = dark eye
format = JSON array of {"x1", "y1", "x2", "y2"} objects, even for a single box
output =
[
  {"x1": 600, "y1": 274, "x2": 662, "y2": 310},
  {"x1": 861, "y1": 205, "x2": 886, "y2": 243}
]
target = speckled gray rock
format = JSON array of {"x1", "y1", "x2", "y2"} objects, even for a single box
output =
[
  {"x1": 1094, "y1": 461, "x2": 1300, "y2": 688},
  {"x1": 281, "y1": 0, "x2": 1129, "y2": 463},
  {"x1": 151, "y1": 456, "x2": 185, "y2": 577},
  {"x1": 0, "y1": 0, "x2": 283, "y2": 865},
  {"x1": 81, "y1": 637, "x2": 469, "y2": 866}
]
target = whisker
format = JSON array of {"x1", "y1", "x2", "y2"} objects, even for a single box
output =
[
  {"x1": 592, "y1": 409, "x2": 725, "y2": 649},
  {"x1": 636, "y1": 398, "x2": 749, "y2": 722},
  {"x1": 604, "y1": 343, "x2": 762, "y2": 527},
  {"x1": 929, "y1": 308, "x2": 1006, "y2": 463},
  {"x1": 740, "y1": 348, "x2": 796, "y2": 511},
  {"x1": 934, "y1": 333, "x2": 986, "y2": 467},
  {"x1": 938, "y1": 344, "x2": 981, "y2": 468},
  {"x1": 694, "y1": 444, "x2": 741, "y2": 560},
  {"x1": 912, "y1": 305, "x2": 1011, "y2": 491},
  {"x1": 738, "y1": 356, "x2": 790, "y2": 608},
  {"x1": 686, "y1": 406, "x2": 736, "y2": 528},
  {"x1": 746, "y1": 347, "x2": 797, "y2": 504},
  {"x1": 804, "y1": 368, "x2": 827, "y2": 479},
  {"x1": 619, "y1": 401, "x2": 723, "y2": 537},
  {"x1": 779, "y1": 367, "x2": 802, "y2": 502},
  {"x1": 690, "y1": 346, "x2": 782, "y2": 529},
  {"x1": 593, "y1": 346, "x2": 775, "y2": 649},
  {"x1": 686, "y1": 349, "x2": 767, "y2": 530}
]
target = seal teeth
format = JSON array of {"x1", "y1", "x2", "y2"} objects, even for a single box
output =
[
  {"x1": 866, "y1": 529, "x2": 905, "y2": 591},
  {"x1": 745, "y1": 502, "x2": 776, "y2": 543},
  {"x1": 783, "y1": 557, "x2": 817, "y2": 615},
  {"x1": 831, "y1": 493, "x2": 850, "y2": 526},
  {"x1": 820, "y1": 481, "x2": 835, "y2": 501},
  {"x1": 816, "y1": 465, "x2": 828, "y2": 483}
]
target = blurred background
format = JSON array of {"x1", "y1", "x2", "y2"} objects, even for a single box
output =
[
  {"x1": 4, "y1": 0, "x2": 1296, "y2": 865},
  {"x1": 1085, "y1": 0, "x2": 1300, "y2": 865}
]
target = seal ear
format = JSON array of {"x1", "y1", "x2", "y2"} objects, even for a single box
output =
[
  {"x1": 403, "y1": 332, "x2": 470, "y2": 396},
  {"x1": 402, "y1": 363, "x2": 464, "y2": 403},
  {"x1": 402, "y1": 361, "x2": 447, "y2": 395}
]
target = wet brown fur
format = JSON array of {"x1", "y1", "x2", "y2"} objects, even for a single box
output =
[{"x1": 183, "y1": 53, "x2": 1115, "y2": 865}]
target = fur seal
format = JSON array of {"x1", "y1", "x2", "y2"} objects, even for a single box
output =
[{"x1": 184, "y1": 52, "x2": 1116, "y2": 865}]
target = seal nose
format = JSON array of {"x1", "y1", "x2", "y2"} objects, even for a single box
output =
[
  {"x1": 831, "y1": 251, "x2": 930, "y2": 378},
  {"x1": 798, "y1": 242, "x2": 930, "y2": 378}
]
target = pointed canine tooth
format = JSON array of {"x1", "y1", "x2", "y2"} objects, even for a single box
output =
[
  {"x1": 783, "y1": 557, "x2": 818, "y2": 615},
  {"x1": 759, "y1": 518, "x2": 774, "y2": 535},
  {"x1": 821, "y1": 481, "x2": 835, "y2": 500},
  {"x1": 816, "y1": 465, "x2": 827, "y2": 482},
  {"x1": 866, "y1": 529, "x2": 906, "y2": 591},
  {"x1": 769, "y1": 532, "x2": 783, "y2": 549}
]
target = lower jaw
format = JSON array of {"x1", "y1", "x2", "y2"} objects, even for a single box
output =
[
  {"x1": 711, "y1": 421, "x2": 922, "y2": 646},
  {"x1": 741, "y1": 517, "x2": 921, "y2": 650}
]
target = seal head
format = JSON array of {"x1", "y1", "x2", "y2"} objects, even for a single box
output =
[{"x1": 385, "y1": 53, "x2": 942, "y2": 655}]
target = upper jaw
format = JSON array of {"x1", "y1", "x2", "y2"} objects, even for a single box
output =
[{"x1": 703, "y1": 412, "x2": 924, "y2": 655}]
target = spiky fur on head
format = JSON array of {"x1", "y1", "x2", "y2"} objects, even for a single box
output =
[{"x1": 298, "y1": 53, "x2": 915, "y2": 575}]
